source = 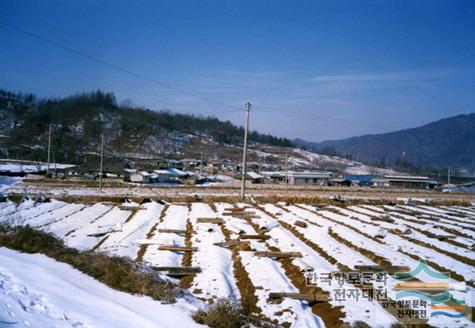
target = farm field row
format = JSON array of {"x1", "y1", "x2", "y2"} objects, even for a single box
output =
[
  {"x1": 6, "y1": 179, "x2": 475, "y2": 204},
  {"x1": 1, "y1": 198, "x2": 474, "y2": 327}
]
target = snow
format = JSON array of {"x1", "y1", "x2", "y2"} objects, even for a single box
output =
[
  {"x1": 255, "y1": 205, "x2": 399, "y2": 327},
  {"x1": 281, "y1": 205, "x2": 474, "y2": 327},
  {"x1": 98, "y1": 201, "x2": 165, "y2": 259},
  {"x1": 0, "y1": 163, "x2": 75, "y2": 173},
  {"x1": 0, "y1": 176, "x2": 21, "y2": 192},
  {"x1": 142, "y1": 204, "x2": 188, "y2": 267},
  {"x1": 64, "y1": 206, "x2": 132, "y2": 251},
  {"x1": 0, "y1": 247, "x2": 201, "y2": 328},
  {"x1": 3, "y1": 198, "x2": 475, "y2": 327},
  {"x1": 314, "y1": 208, "x2": 475, "y2": 283},
  {"x1": 3, "y1": 200, "x2": 68, "y2": 226},
  {"x1": 240, "y1": 251, "x2": 324, "y2": 327},
  {"x1": 188, "y1": 203, "x2": 240, "y2": 301},
  {"x1": 27, "y1": 203, "x2": 87, "y2": 228},
  {"x1": 43, "y1": 203, "x2": 112, "y2": 238}
]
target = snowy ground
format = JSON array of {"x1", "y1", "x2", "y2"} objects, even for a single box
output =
[
  {"x1": 1, "y1": 199, "x2": 474, "y2": 327},
  {"x1": 0, "y1": 248, "x2": 201, "y2": 328}
]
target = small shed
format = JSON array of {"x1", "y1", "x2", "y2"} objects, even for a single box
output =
[
  {"x1": 130, "y1": 171, "x2": 151, "y2": 183},
  {"x1": 246, "y1": 171, "x2": 264, "y2": 184},
  {"x1": 261, "y1": 171, "x2": 284, "y2": 183},
  {"x1": 385, "y1": 175, "x2": 431, "y2": 189},
  {"x1": 345, "y1": 175, "x2": 372, "y2": 186},
  {"x1": 153, "y1": 169, "x2": 172, "y2": 183},
  {"x1": 371, "y1": 178, "x2": 388, "y2": 188},
  {"x1": 330, "y1": 178, "x2": 351, "y2": 187},
  {"x1": 285, "y1": 171, "x2": 331, "y2": 186}
]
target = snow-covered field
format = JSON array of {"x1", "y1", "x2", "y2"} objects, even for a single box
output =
[
  {"x1": 1, "y1": 199, "x2": 474, "y2": 327},
  {"x1": 0, "y1": 248, "x2": 201, "y2": 327}
]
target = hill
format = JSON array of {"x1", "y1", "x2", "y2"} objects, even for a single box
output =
[
  {"x1": 296, "y1": 114, "x2": 475, "y2": 171},
  {"x1": 0, "y1": 89, "x2": 407, "y2": 176},
  {"x1": 0, "y1": 90, "x2": 292, "y2": 164}
]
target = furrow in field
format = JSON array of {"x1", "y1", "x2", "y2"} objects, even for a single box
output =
[
  {"x1": 280, "y1": 205, "x2": 474, "y2": 327},
  {"x1": 187, "y1": 203, "x2": 239, "y2": 302},
  {"x1": 42, "y1": 203, "x2": 112, "y2": 238},
  {"x1": 98, "y1": 201, "x2": 164, "y2": 259},
  {"x1": 346, "y1": 206, "x2": 475, "y2": 255},
  {"x1": 383, "y1": 205, "x2": 475, "y2": 240},
  {"x1": 402, "y1": 205, "x2": 475, "y2": 227},
  {"x1": 255, "y1": 204, "x2": 399, "y2": 328},
  {"x1": 293, "y1": 205, "x2": 475, "y2": 287},
  {"x1": 64, "y1": 206, "x2": 133, "y2": 251},
  {"x1": 1, "y1": 200, "x2": 67, "y2": 226},
  {"x1": 33, "y1": 203, "x2": 88, "y2": 228},
  {"x1": 141, "y1": 204, "x2": 189, "y2": 267}
]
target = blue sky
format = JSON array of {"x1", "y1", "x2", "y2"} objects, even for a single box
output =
[{"x1": 1, "y1": 0, "x2": 474, "y2": 141}]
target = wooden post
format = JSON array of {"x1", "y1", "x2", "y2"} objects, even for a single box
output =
[
  {"x1": 353, "y1": 265, "x2": 410, "y2": 274},
  {"x1": 240, "y1": 102, "x2": 251, "y2": 199},
  {"x1": 158, "y1": 245, "x2": 197, "y2": 252},
  {"x1": 213, "y1": 240, "x2": 249, "y2": 248},
  {"x1": 158, "y1": 228, "x2": 187, "y2": 235},
  {"x1": 394, "y1": 282, "x2": 449, "y2": 291},
  {"x1": 240, "y1": 234, "x2": 270, "y2": 240},
  {"x1": 294, "y1": 220, "x2": 307, "y2": 228},
  {"x1": 269, "y1": 292, "x2": 330, "y2": 302},
  {"x1": 152, "y1": 266, "x2": 201, "y2": 273},
  {"x1": 255, "y1": 251, "x2": 302, "y2": 258},
  {"x1": 99, "y1": 134, "x2": 104, "y2": 191},
  {"x1": 197, "y1": 217, "x2": 224, "y2": 224}
]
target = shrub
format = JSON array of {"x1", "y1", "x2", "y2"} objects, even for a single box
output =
[{"x1": 193, "y1": 298, "x2": 245, "y2": 328}]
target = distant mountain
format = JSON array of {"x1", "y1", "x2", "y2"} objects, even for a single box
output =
[{"x1": 296, "y1": 114, "x2": 475, "y2": 170}]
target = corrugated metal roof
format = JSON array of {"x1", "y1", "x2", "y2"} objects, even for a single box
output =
[
  {"x1": 166, "y1": 168, "x2": 188, "y2": 177},
  {"x1": 286, "y1": 171, "x2": 331, "y2": 178},
  {"x1": 153, "y1": 169, "x2": 171, "y2": 175},
  {"x1": 247, "y1": 171, "x2": 263, "y2": 179}
]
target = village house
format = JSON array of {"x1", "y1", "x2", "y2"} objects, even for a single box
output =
[
  {"x1": 152, "y1": 169, "x2": 172, "y2": 183},
  {"x1": 385, "y1": 175, "x2": 433, "y2": 189},
  {"x1": 261, "y1": 171, "x2": 285, "y2": 183},
  {"x1": 246, "y1": 171, "x2": 264, "y2": 184},
  {"x1": 129, "y1": 171, "x2": 151, "y2": 183},
  {"x1": 285, "y1": 171, "x2": 332, "y2": 186}
]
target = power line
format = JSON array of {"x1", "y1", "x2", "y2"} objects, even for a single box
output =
[
  {"x1": 0, "y1": 19, "x2": 242, "y2": 112},
  {"x1": 1, "y1": 19, "x2": 410, "y2": 132},
  {"x1": 253, "y1": 105, "x2": 406, "y2": 131}
]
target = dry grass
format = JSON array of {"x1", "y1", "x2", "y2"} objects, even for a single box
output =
[
  {"x1": 218, "y1": 219, "x2": 260, "y2": 316},
  {"x1": 192, "y1": 298, "x2": 245, "y2": 328},
  {"x1": 278, "y1": 255, "x2": 346, "y2": 327},
  {"x1": 180, "y1": 219, "x2": 195, "y2": 288}
]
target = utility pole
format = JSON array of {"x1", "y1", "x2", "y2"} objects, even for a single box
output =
[
  {"x1": 200, "y1": 151, "x2": 203, "y2": 175},
  {"x1": 99, "y1": 134, "x2": 104, "y2": 191},
  {"x1": 284, "y1": 152, "x2": 288, "y2": 196},
  {"x1": 52, "y1": 151, "x2": 56, "y2": 178},
  {"x1": 240, "y1": 102, "x2": 251, "y2": 199},
  {"x1": 46, "y1": 125, "x2": 52, "y2": 176}
]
